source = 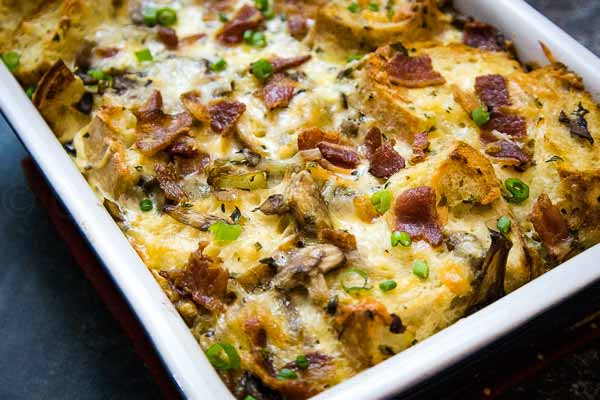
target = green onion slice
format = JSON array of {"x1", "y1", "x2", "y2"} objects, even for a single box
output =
[
  {"x1": 346, "y1": 54, "x2": 363, "y2": 63},
  {"x1": 391, "y1": 231, "x2": 411, "y2": 247},
  {"x1": 371, "y1": 189, "x2": 392, "y2": 214},
  {"x1": 412, "y1": 260, "x2": 429, "y2": 279},
  {"x1": 135, "y1": 48, "x2": 154, "y2": 63},
  {"x1": 209, "y1": 221, "x2": 242, "y2": 241},
  {"x1": 210, "y1": 58, "x2": 227, "y2": 72},
  {"x1": 296, "y1": 355, "x2": 309, "y2": 369},
  {"x1": 2, "y1": 51, "x2": 20, "y2": 71},
  {"x1": 504, "y1": 178, "x2": 529, "y2": 203},
  {"x1": 348, "y1": 2, "x2": 359, "y2": 12},
  {"x1": 276, "y1": 368, "x2": 298, "y2": 380},
  {"x1": 497, "y1": 215, "x2": 512, "y2": 234},
  {"x1": 156, "y1": 8, "x2": 177, "y2": 26},
  {"x1": 368, "y1": 3, "x2": 379, "y2": 11},
  {"x1": 142, "y1": 7, "x2": 158, "y2": 26},
  {"x1": 205, "y1": 343, "x2": 241, "y2": 370},
  {"x1": 139, "y1": 199, "x2": 153, "y2": 212},
  {"x1": 341, "y1": 268, "x2": 370, "y2": 293},
  {"x1": 471, "y1": 106, "x2": 490, "y2": 127},
  {"x1": 379, "y1": 280, "x2": 397, "y2": 292},
  {"x1": 251, "y1": 58, "x2": 274, "y2": 80}
]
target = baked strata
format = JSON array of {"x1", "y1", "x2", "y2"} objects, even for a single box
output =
[{"x1": 2, "y1": 1, "x2": 600, "y2": 398}]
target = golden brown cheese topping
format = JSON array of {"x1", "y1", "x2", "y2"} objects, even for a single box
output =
[{"x1": 3, "y1": 1, "x2": 600, "y2": 398}]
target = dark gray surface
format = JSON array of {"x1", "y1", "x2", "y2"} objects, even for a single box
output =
[{"x1": 0, "y1": 1, "x2": 599, "y2": 399}]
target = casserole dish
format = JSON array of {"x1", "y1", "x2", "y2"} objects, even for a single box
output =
[{"x1": 1, "y1": 0, "x2": 599, "y2": 399}]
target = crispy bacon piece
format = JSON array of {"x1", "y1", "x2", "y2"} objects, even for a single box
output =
[
  {"x1": 463, "y1": 21, "x2": 506, "y2": 52},
  {"x1": 364, "y1": 127, "x2": 383, "y2": 158},
  {"x1": 159, "y1": 242, "x2": 228, "y2": 313},
  {"x1": 168, "y1": 136, "x2": 197, "y2": 157},
  {"x1": 215, "y1": 4, "x2": 264, "y2": 45},
  {"x1": 484, "y1": 140, "x2": 530, "y2": 165},
  {"x1": 394, "y1": 186, "x2": 443, "y2": 246},
  {"x1": 263, "y1": 73, "x2": 298, "y2": 110},
  {"x1": 134, "y1": 91, "x2": 193, "y2": 156},
  {"x1": 288, "y1": 14, "x2": 308, "y2": 39},
  {"x1": 157, "y1": 26, "x2": 178, "y2": 48},
  {"x1": 475, "y1": 74, "x2": 510, "y2": 110},
  {"x1": 530, "y1": 194, "x2": 572, "y2": 260},
  {"x1": 180, "y1": 91, "x2": 209, "y2": 122},
  {"x1": 175, "y1": 152, "x2": 210, "y2": 177},
  {"x1": 271, "y1": 55, "x2": 312, "y2": 73},
  {"x1": 369, "y1": 142, "x2": 406, "y2": 179},
  {"x1": 317, "y1": 142, "x2": 360, "y2": 169},
  {"x1": 411, "y1": 131, "x2": 430, "y2": 163},
  {"x1": 208, "y1": 100, "x2": 246, "y2": 134},
  {"x1": 482, "y1": 112, "x2": 527, "y2": 139},
  {"x1": 386, "y1": 53, "x2": 446, "y2": 88},
  {"x1": 155, "y1": 164, "x2": 188, "y2": 202},
  {"x1": 297, "y1": 127, "x2": 339, "y2": 150}
]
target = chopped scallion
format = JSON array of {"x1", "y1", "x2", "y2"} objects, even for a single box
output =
[
  {"x1": 205, "y1": 343, "x2": 241, "y2": 370},
  {"x1": 276, "y1": 368, "x2": 298, "y2": 380},
  {"x1": 471, "y1": 106, "x2": 491, "y2": 126},
  {"x1": 379, "y1": 280, "x2": 397, "y2": 292},
  {"x1": 296, "y1": 355, "x2": 309, "y2": 369},
  {"x1": 210, "y1": 58, "x2": 227, "y2": 72},
  {"x1": 348, "y1": 2, "x2": 360, "y2": 13},
  {"x1": 391, "y1": 231, "x2": 411, "y2": 247},
  {"x1": 341, "y1": 268, "x2": 370, "y2": 293},
  {"x1": 156, "y1": 7, "x2": 177, "y2": 26},
  {"x1": 504, "y1": 178, "x2": 529, "y2": 203},
  {"x1": 139, "y1": 199, "x2": 153, "y2": 212},
  {"x1": 251, "y1": 58, "x2": 274, "y2": 80},
  {"x1": 497, "y1": 215, "x2": 512, "y2": 234},
  {"x1": 135, "y1": 48, "x2": 154, "y2": 63},
  {"x1": 371, "y1": 189, "x2": 392, "y2": 214},
  {"x1": 412, "y1": 260, "x2": 429, "y2": 279},
  {"x1": 209, "y1": 221, "x2": 242, "y2": 241},
  {"x1": 2, "y1": 51, "x2": 20, "y2": 71}
]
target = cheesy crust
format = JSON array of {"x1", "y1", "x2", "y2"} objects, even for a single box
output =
[{"x1": 3, "y1": 1, "x2": 600, "y2": 398}]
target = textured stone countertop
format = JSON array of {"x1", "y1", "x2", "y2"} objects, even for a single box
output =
[{"x1": 1, "y1": 1, "x2": 599, "y2": 399}]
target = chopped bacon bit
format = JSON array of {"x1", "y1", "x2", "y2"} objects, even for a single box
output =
[
  {"x1": 215, "y1": 4, "x2": 264, "y2": 45},
  {"x1": 317, "y1": 142, "x2": 360, "y2": 169},
  {"x1": 484, "y1": 140, "x2": 530, "y2": 165},
  {"x1": 180, "y1": 91, "x2": 209, "y2": 122},
  {"x1": 208, "y1": 99, "x2": 246, "y2": 134},
  {"x1": 482, "y1": 112, "x2": 527, "y2": 139},
  {"x1": 175, "y1": 152, "x2": 210, "y2": 177},
  {"x1": 159, "y1": 242, "x2": 228, "y2": 313},
  {"x1": 318, "y1": 228, "x2": 357, "y2": 251},
  {"x1": 364, "y1": 127, "x2": 383, "y2": 158},
  {"x1": 475, "y1": 74, "x2": 510, "y2": 110},
  {"x1": 297, "y1": 127, "x2": 339, "y2": 150},
  {"x1": 530, "y1": 194, "x2": 572, "y2": 260},
  {"x1": 394, "y1": 186, "x2": 443, "y2": 246},
  {"x1": 369, "y1": 142, "x2": 406, "y2": 179},
  {"x1": 411, "y1": 131, "x2": 430, "y2": 163},
  {"x1": 271, "y1": 55, "x2": 312, "y2": 73},
  {"x1": 95, "y1": 47, "x2": 120, "y2": 58},
  {"x1": 386, "y1": 53, "x2": 446, "y2": 88},
  {"x1": 263, "y1": 73, "x2": 298, "y2": 110},
  {"x1": 155, "y1": 164, "x2": 188, "y2": 202},
  {"x1": 288, "y1": 14, "x2": 308, "y2": 39},
  {"x1": 157, "y1": 26, "x2": 178, "y2": 49},
  {"x1": 134, "y1": 91, "x2": 193, "y2": 156},
  {"x1": 168, "y1": 136, "x2": 197, "y2": 157},
  {"x1": 179, "y1": 33, "x2": 207, "y2": 46},
  {"x1": 463, "y1": 21, "x2": 506, "y2": 52}
]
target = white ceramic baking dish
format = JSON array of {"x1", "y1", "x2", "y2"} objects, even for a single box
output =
[{"x1": 1, "y1": 1, "x2": 599, "y2": 399}]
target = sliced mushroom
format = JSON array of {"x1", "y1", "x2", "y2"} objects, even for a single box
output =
[
  {"x1": 256, "y1": 194, "x2": 289, "y2": 215},
  {"x1": 286, "y1": 170, "x2": 332, "y2": 236},
  {"x1": 271, "y1": 244, "x2": 345, "y2": 304},
  {"x1": 164, "y1": 205, "x2": 230, "y2": 231},
  {"x1": 467, "y1": 230, "x2": 512, "y2": 313}
]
